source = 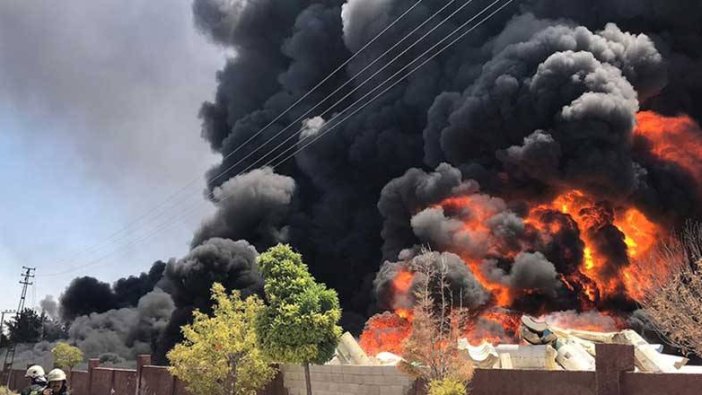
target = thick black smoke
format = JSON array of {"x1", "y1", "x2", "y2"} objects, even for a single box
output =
[
  {"x1": 56, "y1": 0, "x2": 702, "y2": 357},
  {"x1": 60, "y1": 261, "x2": 166, "y2": 322},
  {"x1": 523, "y1": 0, "x2": 702, "y2": 123},
  {"x1": 188, "y1": 0, "x2": 702, "y2": 331},
  {"x1": 155, "y1": 237, "x2": 263, "y2": 363},
  {"x1": 192, "y1": 167, "x2": 295, "y2": 249},
  {"x1": 60, "y1": 277, "x2": 118, "y2": 321},
  {"x1": 113, "y1": 261, "x2": 166, "y2": 308}
]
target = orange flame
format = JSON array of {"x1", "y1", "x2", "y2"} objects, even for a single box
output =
[
  {"x1": 462, "y1": 310, "x2": 520, "y2": 345},
  {"x1": 438, "y1": 196, "x2": 514, "y2": 307},
  {"x1": 359, "y1": 111, "x2": 702, "y2": 353},
  {"x1": 526, "y1": 189, "x2": 666, "y2": 302},
  {"x1": 392, "y1": 269, "x2": 414, "y2": 294},
  {"x1": 359, "y1": 312, "x2": 411, "y2": 356},
  {"x1": 635, "y1": 111, "x2": 702, "y2": 187}
]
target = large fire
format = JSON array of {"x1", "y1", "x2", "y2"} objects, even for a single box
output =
[
  {"x1": 360, "y1": 111, "x2": 701, "y2": 357},
  {"x1": 634, "y1": 111, "x2": 702, "y2": 188}
]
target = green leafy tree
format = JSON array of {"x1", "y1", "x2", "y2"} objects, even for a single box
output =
[
  {"x1": 255, "y1": 244, "x2": 342, "y2": 395},
  {"x1": 52, "y1": 342, "x2": 84, "y2": 370},
  {"x1": 7, "y1": 308, "x2": 42, "y2": 343},
  {"x1": 168, "y1": 283, "x2": 276, "y2": 395}
]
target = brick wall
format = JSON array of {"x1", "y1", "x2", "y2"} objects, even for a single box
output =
[{"x1": 2, "y1": 345, "x2": 702, "y2": 395}]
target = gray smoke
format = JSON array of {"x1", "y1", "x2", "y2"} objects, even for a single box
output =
[
  {"x1": 424, "y1": 20, "x2": 665, "y2": 199},
  {"x1": 374, "y1": 249, "x2": 490, "y2": 311},
  {"x1": 68, "y1": 289, "x2": 174, "y2": 362},
  {"x1": 485, "y1": 252, "x2": 561, "y2": 294},
  {"x1": 40, "y1": 296, "x2": 59, "y2": 320},
  {"x1": 3, "y1": 342, "x2": 55, "y2": 370},
  {"x1": 192, "y1": 167, "x2": 296, "y2": 249},
  {"x1": 156, "y1": 237, "x2": 263, "y2": 362},
  {"x1": 67, "y1": 289, "x2": 174, "y2": 365},
  {"x1": 378, "y1": 163, "x2": 481, "y2": 260}
]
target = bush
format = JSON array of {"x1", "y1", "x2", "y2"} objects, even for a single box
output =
[
  {"x1": 168, "y1": 283, "x2": 276, "y2": 395},
  {"x1": 52, "y1": 342, "x2": 84, "y2": 370},
  {"x1": 0, "y1": 386, "x2": 18, "y2": 395},
  {"x1": 428, "y1": 378, "x2": 467, "y2": 395}
]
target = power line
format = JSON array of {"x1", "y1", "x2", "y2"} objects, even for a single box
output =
[
  {"x1": 207, "y1": 0, "x2": 468, "y2": 186},
  {"x1": 40, "y1": 0, "x2": 430, "y2": 275},
  {"x1": 273, "y1": 0, "x2": 514, "y2": 166},
  {"x1": 221, "y1": 0, "x2": 483, "y2": 178},
  {"x1": 39, "y1": 0, "x2": 516, "y2": 277},
  {"x1": 38, "y1": 0, "x2": 461, "y2": 277}
]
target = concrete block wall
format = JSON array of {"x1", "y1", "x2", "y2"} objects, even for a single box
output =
[
  {"x1": 3, "y1": 345, "x2": 702, "y2": 395},
  {"x1": 281, "y1": 364, "x2": 414, "y2": 395}
]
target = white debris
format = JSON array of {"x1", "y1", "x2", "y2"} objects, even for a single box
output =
[
  {"x1": 375, "y1": 352, "x2": 403, "y2": 366},
  {"x1": 458, "y1": 340, "x2": 498, "y2": 368}
]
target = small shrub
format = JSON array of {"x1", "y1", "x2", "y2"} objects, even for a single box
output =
[
  {"x1": 0, "y1": 386, "x2": 18, "y2": 395},
  {"x1": 52, "y1": 342, "x2": 84, "y2": 370},
  {"x1": 428, "y1": 378, "x2": 467, "y2": 395}
]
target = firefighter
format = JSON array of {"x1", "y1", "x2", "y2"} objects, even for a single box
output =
[
  {"x1": 42, "y1": 369, "x2": 69, "y2": 395},
  {"x1": 20, "y1": 365, "x2": 47, "y2": 395}
]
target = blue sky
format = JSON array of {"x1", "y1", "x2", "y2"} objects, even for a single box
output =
[{"x1": 0, "y1": 1, "x2": 224, "y2": 312}]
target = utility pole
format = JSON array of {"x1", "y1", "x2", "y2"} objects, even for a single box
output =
[{"x1": 2, "y1": 267, "x2": 35, "y2": 382}]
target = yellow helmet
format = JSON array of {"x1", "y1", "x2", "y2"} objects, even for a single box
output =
[{"x1": 47, "y1": 368, "x2": 67, "y2": 382}]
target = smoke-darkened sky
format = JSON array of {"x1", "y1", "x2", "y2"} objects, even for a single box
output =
[{"x1": 0, "y1": 0, "x2": 225, "y2": 309}]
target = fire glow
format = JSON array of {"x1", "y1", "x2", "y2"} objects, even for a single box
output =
[{"x1": 360, "y1": 111, "x2": 702, "y2": 357}]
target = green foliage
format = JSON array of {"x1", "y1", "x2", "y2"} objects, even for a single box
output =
[
  {"x1": 7, "y1": 308, "x2": 42, "y2": 343},
  {"x1": 255, "y1": 244, "x2": 342, "y2": 365},
  {"x1": 428, "y1": 378, "x2": 468, "y2": 395},
  {"x1": 52, "y1": 342, "x2": 84, "y2": 370},
  {"x1": 168, "y1": 283, "x2": 276, "y2": 395},
  {"x1": 0, "y1": 386, "x2": 17, "y2": 395}
]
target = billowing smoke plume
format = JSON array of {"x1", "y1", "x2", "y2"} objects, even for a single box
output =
[
  {"x1": 40, "y1": 295, "x2": 59, "y2": 320},
  {"x1": 192, "y1": 167, "x2": 296, "y2": 249},
  {"x1": 155, "y1": 237, "x2": 263, "y2": 362},
  {"x1": 113, "y1": 261, "x2": 166, "y2": 308},
  {"x1": 375, "y1": 249, "x2": 491, "y2": 312},
  {"x1": 54, "y1": 0, "x2": 702, "y2": 358},
  {"x1": 60, "y1": 261, "x2": 166, "y2": 321},
  {"x1": 67, "y1": 289, "x2": 174, "y2": 365},
  {"x1": 60, "y1": 277, "x2": 119, "y2": 321},
  {"x1": 189, "y1": 0, "x2": 702, "y2": 333}
]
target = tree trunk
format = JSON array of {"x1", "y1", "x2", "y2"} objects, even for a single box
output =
[{"x1": 304, "y1": 362, "x2": 312, "y2": 395}]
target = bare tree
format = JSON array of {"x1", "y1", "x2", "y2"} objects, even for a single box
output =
[
  {"x1": 639, "y1": 222, "x2": 702, "y2": 357},
  {"x1": 398, "y1": 250, "x2": 474, "y2": 395}
]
